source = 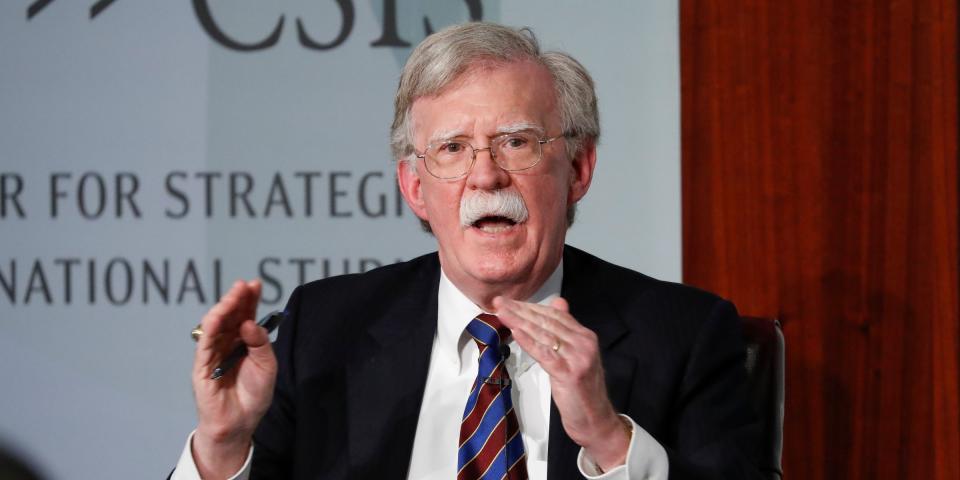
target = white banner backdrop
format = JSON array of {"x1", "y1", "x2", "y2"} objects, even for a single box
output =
[{"x1": 0, "y1": 1, "x2": 679, "y2": 478}]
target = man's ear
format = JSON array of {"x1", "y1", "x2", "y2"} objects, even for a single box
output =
[
  {"x1": 568, "y1": 139, "x2": 597, "y2": 205},
  {"x1": 397, "y1": 158, "x2": 429, "y2": 221}
]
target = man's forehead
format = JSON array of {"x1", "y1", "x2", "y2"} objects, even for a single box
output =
[
  {"x1": 444, "y1": 58, "x2": 551, "y2": 93},
  {"x1": 410, "y1": 61, "x2": 559, "y2": 134}
]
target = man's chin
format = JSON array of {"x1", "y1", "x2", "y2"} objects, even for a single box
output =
[
  {"x1": 468, "y1": 267, "x2": 527, "y2": 289},
  {"x1": 465, "y1": 249, "x2": 535, "y2": 284}
]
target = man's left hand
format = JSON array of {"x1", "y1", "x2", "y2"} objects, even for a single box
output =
[{"x1": 494, "y1": 296, "x2": 630, "y2": 471}]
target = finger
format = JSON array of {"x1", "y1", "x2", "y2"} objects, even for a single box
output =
[
  {"x1": 247, "y1": 279, "x2": 262, "y2": 305},
  {"x1": 237, "y1": 280, "x2": 262, "y2": 328},
  {"x1": 204, "y1": 318, "x2": 275, "y2": 386},
  {"x1": 516, "y1": 297, "x2": 586, "y2": 333},
  {"x1": 208, "y1": 280, "x2": 263, "y2": 341},
  {"x1": 499, "y1": 297, "x2": 603, "y2": 374},
  {"x1": 510, "y1": 325, "x2": 567, "y2": 373},
  {"x1": 550, "y1": 296, "x2": 569, "y2": 312},
  {"x1": 195, "y1": 286, "x2": 239, "y2": 362},
  {"x1": 499, "y1": 312, "x2": 571, "y2": 374},
  {"x1": 496, "y1": 301, "x2": 553, "y2": 348},
  {"x1": 518, "y1": 298, "x2": 600, "y2": 352},
  {"x1": 495, "y1": 297, "x2": 575, "y2": 345},
  {"x1": 195, "y1": 281, "x2": 254, "y2": 371},
  {"x1": 501, "y1": 297, "x2": 578, "y2": 334},
  {"x1": 201, "y1": 281, "x2": 248, "y2": 338}
]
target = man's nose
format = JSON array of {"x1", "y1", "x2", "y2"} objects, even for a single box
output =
[{"x1": 466, "y1": 147, "x2": 510, "y2": 190}]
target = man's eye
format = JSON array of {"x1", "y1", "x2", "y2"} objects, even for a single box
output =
[
  {"x1": 502, "y1": 136, "x2": 530, "y2": 149},
  {"x1": 439, "y1": 142, "x2": 466, "y2": 154}
]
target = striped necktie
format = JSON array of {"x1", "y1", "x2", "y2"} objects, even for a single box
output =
[{"x1": 457, "y1": 314, "x2": 529, "y2": 480}]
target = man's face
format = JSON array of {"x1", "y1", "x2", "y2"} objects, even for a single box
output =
[{"x1": 397, "y1": 60, "x2": 596, "y2": 301}]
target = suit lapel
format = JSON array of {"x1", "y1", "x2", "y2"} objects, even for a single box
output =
[
  {"x1": 548, "y1": 246, "x2": 635, "y2": 478},
  {"x1": 345, "y1": 259, "x2": 440, "y2": 478}
]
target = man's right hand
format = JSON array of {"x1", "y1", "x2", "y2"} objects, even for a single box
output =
[{"x1": 191, "y1": 280, "x2": 277, "y2": 479}]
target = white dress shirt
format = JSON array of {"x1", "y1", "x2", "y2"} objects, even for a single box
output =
[{"x1": 173, "y1": 261, "x2": 669, "y2": 479}]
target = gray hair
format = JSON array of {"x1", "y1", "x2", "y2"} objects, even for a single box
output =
[{"x1": 390, "y1": 22, "x2": 600, "y2": 163}]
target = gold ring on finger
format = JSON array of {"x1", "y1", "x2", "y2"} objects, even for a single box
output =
[
  {"x1": 191, "y1": 325, "x2": 204, "y2": 342},
  {"x1": 551, "y1": 340, "x2": 561, "y2": 353}
]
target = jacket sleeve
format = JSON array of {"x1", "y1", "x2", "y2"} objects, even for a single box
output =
[{"x1": 663, "y1": 300, "x2": 765, "y2": 480}]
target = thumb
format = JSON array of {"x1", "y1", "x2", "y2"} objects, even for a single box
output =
[{"x1": 238, "y1": 318, "x2": 273, "y2": 361}]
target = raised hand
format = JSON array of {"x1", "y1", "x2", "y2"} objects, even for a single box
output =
[
  {"x1": 191, "y1": 280, "x2": 277, "y2": 479},
  {"x1": 494, "y1": 296, "x2": 630, "y2": 471}
]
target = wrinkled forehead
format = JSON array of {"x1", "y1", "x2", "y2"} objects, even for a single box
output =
[{"x1": 409, "y1": 61, "x2": 561, "y2": 145}]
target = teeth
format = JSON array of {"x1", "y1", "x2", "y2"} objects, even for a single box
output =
[
  {"x1": 470, "y1": 216, "x2": 520, "y2": 234},
  {"x1": 478, "y1": 224, "x2": 512, "y2": 233}
]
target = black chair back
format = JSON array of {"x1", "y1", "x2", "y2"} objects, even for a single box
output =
[{"x1": 741, "y1": 316, "x2": 785, "y2": 480}]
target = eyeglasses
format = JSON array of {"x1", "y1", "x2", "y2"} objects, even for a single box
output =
[{"x1": 415, "y1": 131, "x2": 570, "y2": 180}]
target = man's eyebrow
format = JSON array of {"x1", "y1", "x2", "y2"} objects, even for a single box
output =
[
  {"x1": 495, "y1": 123, "x2": 545, "y2": 136},
  {"x1": 426, "y1": 128, "x2": 467, "y2": 145}
]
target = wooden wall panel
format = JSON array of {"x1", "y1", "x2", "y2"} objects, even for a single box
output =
[{"x1": 680, "y1": 1, "x2": 958, "y2": 478}]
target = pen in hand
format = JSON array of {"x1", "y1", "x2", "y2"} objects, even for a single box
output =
[{"x1": 209, "y1": 310, "x2": 286, "y2": 380}]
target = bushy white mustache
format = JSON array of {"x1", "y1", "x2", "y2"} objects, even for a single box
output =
[{"x1": 460, "y1": 190, "x2": 529, "y2": 227}]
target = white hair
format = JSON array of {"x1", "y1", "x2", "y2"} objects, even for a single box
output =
[{"x1": 391, "y1": 22, "x2": 600, "y2": 164}]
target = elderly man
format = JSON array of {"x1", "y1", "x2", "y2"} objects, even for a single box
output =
[{"x1": 173, "y1": 22, "x2": 760, "y2": 480}]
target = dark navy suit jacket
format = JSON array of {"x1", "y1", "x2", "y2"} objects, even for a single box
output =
[{"x1": 248, "y1": 246, "x2": 762, "y2": 479}]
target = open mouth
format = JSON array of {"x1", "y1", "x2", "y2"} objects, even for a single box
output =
[{"x1": 471, "y1": 215, "x2": 519, "y2": 233}]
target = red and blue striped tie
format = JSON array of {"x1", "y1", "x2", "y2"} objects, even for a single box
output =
[{"x1": 457, "y1": 314, "x2": 529, "y2": 480}]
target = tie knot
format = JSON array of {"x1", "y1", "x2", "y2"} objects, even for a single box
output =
[{"x1": 466, "y1": 313, "x2": 511, "y2": 348}]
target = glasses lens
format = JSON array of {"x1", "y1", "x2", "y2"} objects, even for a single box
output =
[
  {"x1": 426, "y1": 140, "x2": 471, "y2": 178},
  {"x1": 493, "y1": 132, "x2": 541, "y2": 170}
]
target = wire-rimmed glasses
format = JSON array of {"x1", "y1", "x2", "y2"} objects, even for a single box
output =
[{"x1": 415, "y1": 131, "x2": 569, "y2": 180}]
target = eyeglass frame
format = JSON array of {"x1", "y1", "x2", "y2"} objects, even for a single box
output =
[{"x1": 413, "y1": 131, "x2": 573, "y2": 180}]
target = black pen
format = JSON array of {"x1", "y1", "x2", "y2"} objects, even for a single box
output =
[{"x1": 211, "y1": 310, "x2": 286, "y2": 380}]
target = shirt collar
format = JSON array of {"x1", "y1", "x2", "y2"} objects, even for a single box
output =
[{"x1": 437, "y1": 261, "x2": 564, "y2": 373}]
